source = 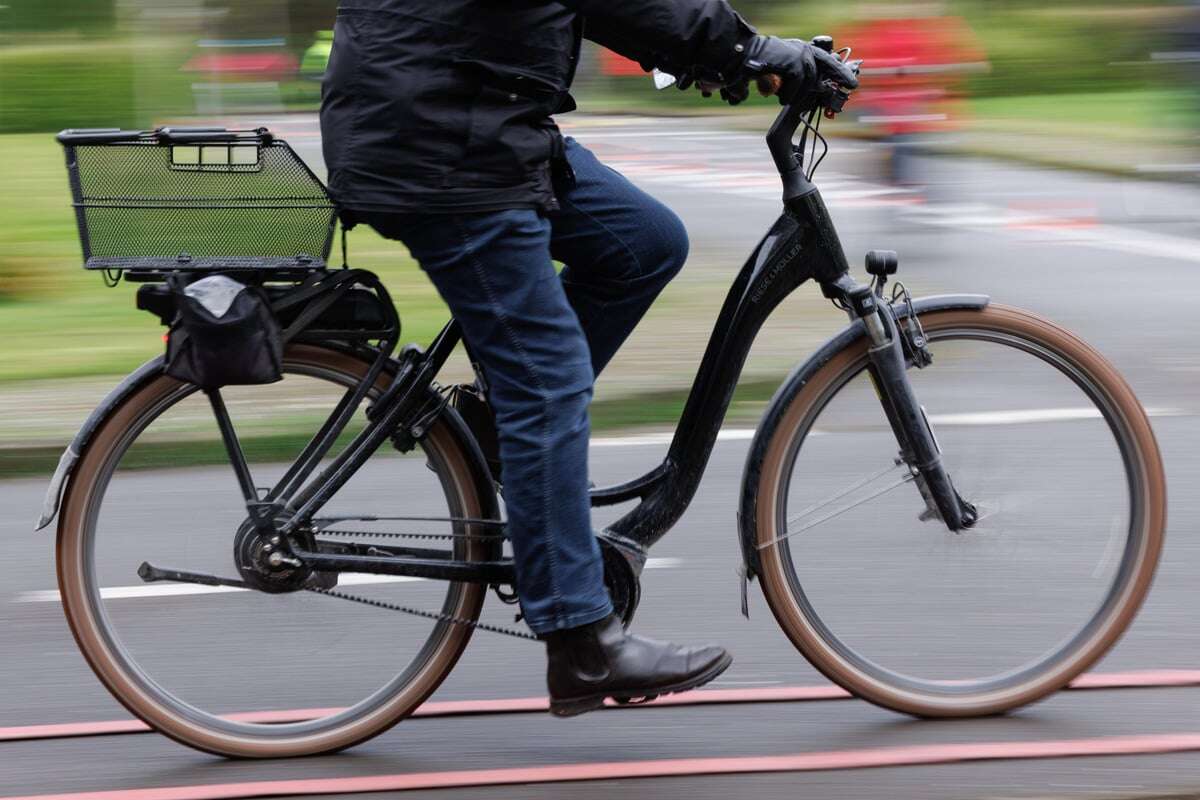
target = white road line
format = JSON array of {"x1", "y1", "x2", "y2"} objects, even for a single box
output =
[
  {"x1": 14, "y1": 558, "x2": 683, "y2": 603},
  {"x1": 927, "y1": 407, "x2": 1107, "y2": 426},
  {"x1": 591, "y1": 428, "x2": 757, "y2": 448},
  {"x1": 929, "y1": 406, "x2": 1183, "y2": 427},
  {"x1": 590, "y1": 407, "x2": 1184, "y2": 450},
  {"x1": 15, "y1": 572, "x2": 421, "y2": 603}
]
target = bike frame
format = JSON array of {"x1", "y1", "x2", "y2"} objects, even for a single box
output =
[{"x1": 272, "y1": 184, "x2": 856, "y2": 580}]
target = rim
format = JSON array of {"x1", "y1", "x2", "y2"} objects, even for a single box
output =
[
  {"x1": 58, "y1": 348, "x2": 487, "y2": 750},
  {"x1": 765, "y1": 314, "x2": 1154, "y2": 704}
]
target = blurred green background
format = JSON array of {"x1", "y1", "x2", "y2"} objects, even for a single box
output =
[
  {"x1": 2, "y1": 0, "x2": 1195, "y2": 134},
  {"x1": 0, "y1": 0, "x2": 1196, "y2": 474}
]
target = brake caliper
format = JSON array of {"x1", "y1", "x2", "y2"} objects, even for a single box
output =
[{"x1": 892, "y1": 283, "x2": 933, "y2": 369}]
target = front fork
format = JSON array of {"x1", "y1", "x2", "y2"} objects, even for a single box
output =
[{"x1": 829, "y1": 272, "x2": 978, "y2": 532}]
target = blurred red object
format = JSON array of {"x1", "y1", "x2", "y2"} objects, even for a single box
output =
[
  {"x1": 182, "y1": 53, "x2": 299, "y2": 79},
  {"x1": 839, "y1": 14, "x2": 986, "y2": 134},
  {"x1": 600, "y1": 49, "x2": 647, "y2": 77}
]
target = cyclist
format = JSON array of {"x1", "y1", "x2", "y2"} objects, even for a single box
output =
[{"x1": 320, "y1": 0, "x2": 858, "y2": 716}]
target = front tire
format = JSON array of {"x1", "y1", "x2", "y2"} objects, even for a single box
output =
[{"x1": 750, "y1": 305, "x2": 1165, "y2": 717}]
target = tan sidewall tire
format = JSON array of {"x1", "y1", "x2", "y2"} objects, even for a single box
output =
[
  {"x1": 755, "y1": 305, "x2": 1166, "y2": 718},
  {"x1": 56, "y1": 344, "x2": 491, "y2": 757}
]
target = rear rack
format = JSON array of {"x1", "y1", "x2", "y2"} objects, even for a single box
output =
[{"x1": 57, "y1": 126, "x2": 336, "y2": 282}]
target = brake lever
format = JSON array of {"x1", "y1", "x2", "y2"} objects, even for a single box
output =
[{"x1": 820, "y1": 57, "x2": 862, "y2": 119}]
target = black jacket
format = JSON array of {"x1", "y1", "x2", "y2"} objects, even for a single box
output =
[{"x1": 320, "y1": 1, "x2": 754, "y2": 214}]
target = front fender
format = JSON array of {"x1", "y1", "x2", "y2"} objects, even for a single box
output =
[
  {"x1": 736, "y1": 293, "x2": 990, "y2": 580},
  {"x1": 36, "y1": 356, "x2": 168, "y2": 530}
]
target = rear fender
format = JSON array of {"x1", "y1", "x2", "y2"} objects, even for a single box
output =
[
  {"x1": 736, "y1": 294, "x2": 990, "y2": 581},
  {"x1": 36, "y1": 356, "x2": 167, "y2": 530}
]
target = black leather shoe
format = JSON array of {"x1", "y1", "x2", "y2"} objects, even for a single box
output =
[{"x1": 544, "y1": 615, "x2": 732, "y2": 717}]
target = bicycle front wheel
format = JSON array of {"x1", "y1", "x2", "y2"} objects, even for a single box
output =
[
  {"x1": 55, "y1": 344, "x2": 497, "y2": 757},
  {"x1": 751, "y1": 305, "x2": 1165, "y2": 717}
]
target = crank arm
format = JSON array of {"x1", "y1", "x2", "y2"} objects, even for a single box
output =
[{"x1": 137, "y1": 562, "x2": 251, "y2": 590}]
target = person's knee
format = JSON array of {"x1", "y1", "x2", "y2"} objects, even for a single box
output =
[{"x1": 641, "y1": 204, "x2": 689, "y2": 285}]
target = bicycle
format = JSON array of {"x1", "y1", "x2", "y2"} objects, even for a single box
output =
[{"x1": 41, "y1": 39, "x2": 1165, "y2": 758}]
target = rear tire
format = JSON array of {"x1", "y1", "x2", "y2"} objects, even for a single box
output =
[
  {"x1": 751, "y1": 305, "x2": 1165, "y2": 717},
  {"x1": 56, "y1": 344, "x2": 498, "y2": 757}
]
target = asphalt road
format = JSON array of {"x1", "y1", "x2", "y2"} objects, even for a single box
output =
[{"x1": 3, "y1": 115, "x2": 1200, "y2": 799}]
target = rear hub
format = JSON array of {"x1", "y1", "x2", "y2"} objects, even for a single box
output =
[{"x1": 233, "y1": 515, "x2": 316, "y2": 594}]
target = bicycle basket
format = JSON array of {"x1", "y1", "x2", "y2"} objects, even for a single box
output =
[{"x1": 57, "y1": 127, "x2": 336, "y2": 280}]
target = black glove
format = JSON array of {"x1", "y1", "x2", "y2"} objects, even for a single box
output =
[
  {"x1": 739, "y1": 35, "x2": 859, "y2": 104},
  {"x1": 719, "y1": 80, "x2": 751, "y2": 105},
  {"x1": 674, "y1": 67, "x2": 751, "y2": 106},
  {"x1": 688, "y1": 77, "x2": 750, "y2": 105}
]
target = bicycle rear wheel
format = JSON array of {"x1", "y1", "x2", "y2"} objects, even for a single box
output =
[
  {"x1": 56, "y1": 344, "x2": 497, "y2": 757},
  {"x1": 751, "y1": 305, "x2": 1164, "y2": 717}
]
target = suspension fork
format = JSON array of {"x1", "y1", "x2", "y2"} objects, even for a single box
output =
[{"x1": 830, "y1": 275, "x2": 977, "y2": 532}]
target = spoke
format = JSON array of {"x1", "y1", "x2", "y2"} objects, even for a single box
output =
[
  {"x1": 783, "y1": 462, "x2": 907, "y2": 531},
  {"x1": 759, "y1": 471, "x2": 916, "y2": 550}
]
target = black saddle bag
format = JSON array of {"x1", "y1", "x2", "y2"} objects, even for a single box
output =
[
  {"x1": 146, "y1": 275, "x2": 283, "y2": 390},
  {"x1": 137, "y1": 270, "x2": 393, "y2": 391}
]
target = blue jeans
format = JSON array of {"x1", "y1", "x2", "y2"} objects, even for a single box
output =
[{"x1": 359, "y1": 138, "x2": 688, "y2": 634}]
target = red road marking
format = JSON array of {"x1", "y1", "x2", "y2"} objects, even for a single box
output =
[
  {"x1": 2, "y1": 670, "x2": 1197, "y2": 745},
  {"x1": 7, "y1": 732, "x2": 1200, "y2": 800}
]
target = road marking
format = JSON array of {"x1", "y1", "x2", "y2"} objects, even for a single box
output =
[
  {"x1": 13, "y1": 558, "x2": 682, "y2": 604},
  {"x1": 904, "y1": 202, "x2": 1200, "y2": 265},
  {"x1": 9, "y1": 732, "x2": 1200, "y2": 799},
  {"x1": 591, "y1": 406, "x2": 1184, "y2": 450},
  {"x1": 14, "y1": 573, "x2": 419, "y2": 604},
  {"x1": 598, "y1": 136, "x2": 1200, "y2": 263},
  {"x1": 3, "y1": 669, "x2": 1197, "y2": 745},
  {"x1": 928, "y1": 406, "x2": 1182, "y2": 427},
  {"x1": 591, "y1": 428, "x2": 756, "y2": 448}
]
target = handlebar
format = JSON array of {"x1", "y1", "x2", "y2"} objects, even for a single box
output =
[{"x1": 765, "y1": 36, "x2": 859, "y2": 177}]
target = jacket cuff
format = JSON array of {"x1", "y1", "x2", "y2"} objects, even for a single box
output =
[{"x1": 720, "y1": 13, "x2": 758, "y2": 80}]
